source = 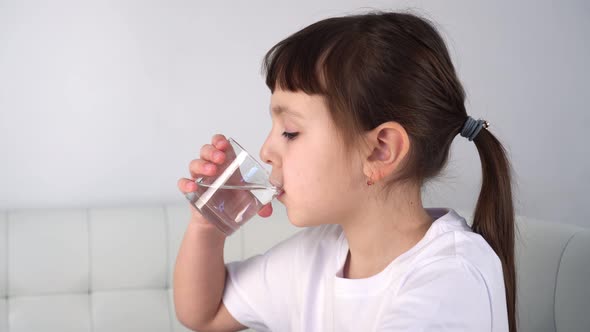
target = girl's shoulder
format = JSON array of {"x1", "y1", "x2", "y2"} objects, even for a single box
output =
[{"x1": 410, "y1": 209, "x2": 504, "y2": 284}]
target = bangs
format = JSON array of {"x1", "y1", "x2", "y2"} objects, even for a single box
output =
[{"x1": 261, "y1": 17, "x2": 358, "y2": 95}]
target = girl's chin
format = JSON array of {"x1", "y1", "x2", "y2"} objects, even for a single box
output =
[{"x1": 287, "y1": 211, "x2": 323, "y2": 228}]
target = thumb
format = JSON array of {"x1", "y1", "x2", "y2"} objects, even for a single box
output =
[{"x1": 257, "y1": 203, "x2": 273, "y2": 218}]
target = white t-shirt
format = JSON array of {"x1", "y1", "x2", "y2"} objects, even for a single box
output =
[{"x1": 222, "y1": 208, "x2": 509, "y2": 331}]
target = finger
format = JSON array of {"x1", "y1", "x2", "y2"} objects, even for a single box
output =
[
  {"x1": 212, "y1": 134, "x2": 228, "y2": 150},
  {"x1": 178, "y1": 178, "x2": 198, "y2": 194},
  {"x1": 188, "y1": 159, "x2": 218, "y2": 179},
  {"x1": 200, "y1": 144, "x2": 225, "y2": 164},
  {"x1": 257, "y1": 203, "x2": 273, "y2": 218},
  {"x1": 212, "y1": 134, "x2": 237, "y2": 160}
]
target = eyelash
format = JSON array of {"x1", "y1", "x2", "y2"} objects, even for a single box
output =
[{"x1": 282, "y1": 131, "x2": 299, "y2": 140}]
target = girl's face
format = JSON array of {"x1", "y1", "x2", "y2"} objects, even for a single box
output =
[{"x1": 260, "y1": 88, "x2": 368, "y2": 227}]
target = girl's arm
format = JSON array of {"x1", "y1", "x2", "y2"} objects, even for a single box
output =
[{"x1": 173, "y1": 217, "x2": 247, "y2": 332}]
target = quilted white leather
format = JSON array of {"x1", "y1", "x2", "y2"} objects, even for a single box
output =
[
  {"x1": 9, "y1": 209, "x2": 89, "y2": 296},
  {"x1": 90, "y1": 208, "x2": 168, "y2": 291},
  {"x1": 0, "y1": 203, "x2": 275, "y2": 332}
]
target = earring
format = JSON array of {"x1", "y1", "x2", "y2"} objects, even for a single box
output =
[{"x1": 367, "y1": 173, "x2": 374, "y2": 186}]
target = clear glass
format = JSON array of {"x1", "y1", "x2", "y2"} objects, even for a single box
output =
[{"x1": 184, "y1": 137, "x2": 283, "y2": 236}]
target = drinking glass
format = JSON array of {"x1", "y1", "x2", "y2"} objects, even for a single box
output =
[{"x1": 184, "y1": 137, "x2": 283, "y2": 236}]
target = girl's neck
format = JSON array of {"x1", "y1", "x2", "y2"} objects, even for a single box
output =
[{"x1": 340, "y1": 186, "x2": 434, "y2": 279}]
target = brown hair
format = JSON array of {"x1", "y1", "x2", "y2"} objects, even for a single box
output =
[{"x1": 261, "y1": 10, "x2": 517, "y2": 332}]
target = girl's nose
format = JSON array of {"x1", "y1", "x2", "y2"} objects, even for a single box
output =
[{"x1": 259, "y1": 139, "x2": 273, "y2": 166}]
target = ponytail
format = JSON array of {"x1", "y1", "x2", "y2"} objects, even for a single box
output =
[{"x1": 472, "y1": 128, "x2": 518, "y2": 332}]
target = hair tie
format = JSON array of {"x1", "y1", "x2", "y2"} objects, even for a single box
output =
[{"x1": 460, "y1": 116, "x2": 489, "y2": 141}]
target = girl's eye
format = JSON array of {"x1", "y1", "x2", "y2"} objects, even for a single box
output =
[{"x1": 282, "y1": 131, "x2": 299, "y2": 140}]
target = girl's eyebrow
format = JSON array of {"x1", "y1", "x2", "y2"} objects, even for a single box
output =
[{"x1": 269, "y1": 105, "x2": 304, "y2": 119}]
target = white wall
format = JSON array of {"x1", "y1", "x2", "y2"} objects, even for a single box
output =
[{"x1": 0, "y1": 0, "x2": 588, "y2": 227}]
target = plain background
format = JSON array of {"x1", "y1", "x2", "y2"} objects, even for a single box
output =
[{"x1": 0, "y1": 0, "x2": 588, "y2": 227}]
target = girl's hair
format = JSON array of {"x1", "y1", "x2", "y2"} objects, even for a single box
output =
[{"x1": 261, "y1": 10, "x2": 517, "y2": 332}]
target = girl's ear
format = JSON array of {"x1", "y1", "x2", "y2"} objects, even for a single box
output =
[{"x1": 362, "y1": 121, "x2": 410, "y2": 182}]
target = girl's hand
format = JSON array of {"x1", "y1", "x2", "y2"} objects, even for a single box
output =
[{"x1": 177, "y1": 134, "x2": 273, "y2": 226}]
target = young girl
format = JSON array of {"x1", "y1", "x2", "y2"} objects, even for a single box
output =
[{"x1": 175, "y1": 10, "x2": 516, "y2": 332}]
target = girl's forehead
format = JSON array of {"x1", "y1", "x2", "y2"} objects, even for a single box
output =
[
  {"x1": 270, "y1": 89, "x2": 327, "y2": 116},
  {"x1": 270, "y1": 105, "x2": 304, "y2": 122}
]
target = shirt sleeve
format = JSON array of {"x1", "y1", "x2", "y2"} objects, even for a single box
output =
[
  {"x1": 222, "y1": 229, "x2": 305, "y2": 332},
  {"x1": 380, "y1": 256, "x2": 497, "y2": 332}
]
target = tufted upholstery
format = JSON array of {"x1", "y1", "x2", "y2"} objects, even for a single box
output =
[
  {"x1": 512, "y1": 216, "x2": 590, "y2": 332},
  {"x1": 456, "y1": 210, "x2": 590, "y2": 332},
  {"x1": 0, "y1": 204, "x2": 588, "y2": 332}
]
